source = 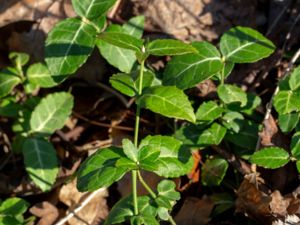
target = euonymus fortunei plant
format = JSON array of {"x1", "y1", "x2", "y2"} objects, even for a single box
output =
[
  {"x1": 41, "y1": 0, "x2": 280, "y2": 224},
  {"x1": 0, "y1": 52, "x2": 73, "y2": 192}
]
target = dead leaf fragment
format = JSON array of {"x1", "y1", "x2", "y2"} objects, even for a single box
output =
[{"x1": 29, "y1": 201, "x2": 59, "y2": 225}]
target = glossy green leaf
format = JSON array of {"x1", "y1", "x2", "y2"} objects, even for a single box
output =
[
  {"x1": 134, "y1": 70, "x2": 156, "y2": 91},
  {"x1": 157, "y1": 180, "x2": 180, "y2": 201},
  {"x1": 174, "y1": 124, "x2": 206, "y2": 147},
  {"x1": 250, "y1": 147, "x2": 290, "y2": 169},
  {"x1": 157, "y1": 207, "x2": 170, "y2": 221},
  {"x1": 139, "y1": 136, "x2": 193, "y2": 177},
  {"x1": 289, "y1": 66, "x2": 300, "y2": 90},
  {"x1": 137, "y1": 86, "x2": 195, "y2": 123},
  {"x1": 30, "y1": 92, "x2": 73, "y2": 135},
  {"x1": 201, "y1": 157, "x2": 228, "y2": 186},
  {"x1": 291, "y1": 132, "x2": 300, "y2": 160},
  {"x1": 97, "y1": 24, "x2": 138, "y2": 73},
  {"x1": 27, "y1": 63, "x2": 57, "y2": 88},
  {"x1": 195, "y1": 101, "x2": 224, "y2": 122},
  {"x1": 197, "y1": 123, "x2": 227, "y2": 146},
  {"x1": 278, "y1": 113, "x2": 299, "y2": 133},
  {"x1": 72, "y1": 0, "x2": 117, "y2": 19},
  {"x1": 122, "y1": 139, "x2": 138, "y2": 162},
  {"x1": 217, "y1": 84, "x2": 247, "y2": 107},
  {"x1": 273, "y1": 90, "x2": 300, "y2": 114},
  {"x1": 77, "y1": 147, "x2": 130, "y2": 191},
  {"x1": 221, "y1": 111, "x2": 244, "y2": 133},
  {"x1": 147, "y1": 39, "x2": 197, "y2": 56},
  {"x1": 227, "y1": 92, "x2": 261, "y2": 115},
  {"x1": 109, "y1": 73, "x2": 136, "y2": 96},
  {"x1": 105, "y1": 195, "x2": 157, "y2": 225},
  {"x1": 138, "y1": 146, "x2": 160, "y2": 171},
  {"x1": 9, "y1": 52, "x2": 29, "y2": 68},
  {"x1": 220, "y1": 26, "x2": 275, "y2": 63},
  {"x1": 163, "y1": 41, "x2": 222, "y2": 89},
  {"x1": 0, "y1": 198, "x2": 29, "y2": 216},
  {"x1": 225, "y1": 120, "x2": 259, "y2": 150},
  {"x1": 23, "y1": 138, "x2": 58, "y2": 191},
  {"x1": 98, "y1": 32, "x2": 143, "y2": 52},
  {"x1": 215, "y1": 61, "x2": 235, "y2": 80},
  {"x1": 45, "y1": 18, "x2": 97, "y2": 78},
  {"x1": 123, "y1": 16, "x2": 145, "y2": 38},
  {"x1": 0, "y1": 68, "x2": 21, "y2": 98}
]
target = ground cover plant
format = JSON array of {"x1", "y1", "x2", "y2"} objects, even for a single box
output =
[{"x1": 0, "y1": 0, "x2": 300, "y2": 225}]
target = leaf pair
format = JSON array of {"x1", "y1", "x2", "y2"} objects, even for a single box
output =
[{"x1": 0, "y1": 197, "x2": 29, "y2": 225}]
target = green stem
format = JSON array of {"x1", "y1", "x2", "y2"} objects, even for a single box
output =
[
  {"x1": 220, "y1": 57, "x2": 226, "y2": 85},
  {"x1": 137, "y1": 171, "x2": 156, "y2": 198},
  {"x1": 168, "y1": 216, "x2": 177, "y2": 225},
  {"x1": 132, "y1": 58, "x2": 145, "y2": 216}
]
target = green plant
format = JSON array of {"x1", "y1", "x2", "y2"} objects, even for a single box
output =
[
  {"x1": 0, "y1": 197, "x2": 33, "y2": 225},
  {"x1": 43, "y1": 0, "x2": 279, "y2": 224},
  {"x1": 0, "y1": 52, "x2": 74, "y2": 191}
]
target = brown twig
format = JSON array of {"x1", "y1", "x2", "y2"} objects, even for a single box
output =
[{"x1": 212, "y1": 145, "x2": 251, "y2": 175}]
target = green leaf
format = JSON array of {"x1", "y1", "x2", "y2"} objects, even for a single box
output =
[
  {"x1": 197, "y1": 123, "x2": 227, "y2": 146},
  {"x1": 215, "y1": 61, "x2": 235, "y2": 80},
  {"x1": 22, "y1": 138, "x2": 58, "y2": 191},
  {"x1": 138, "y1": 146, "x2": 160, "y2": 171},
  {"x1": 137, "y1": 86, "x2": 195, "y2": 123},
  {"x1": 225, "y1": 120, "x2": 259, "y2": 150},
  {"x1": 289, "y1": 66, "x2": 300, "y2": 90},
  {"x1": 278, "y1": 113, "x2": 299, "y2": 133},
  {"x1": 98, "y1": 32, "x2": 143, "y2": 52},
  {"x1": 0, "y1": 98, "x2": 22, "y2": 118},
  {"x1": 220, "y1": 26, "x2": 275, "y2": 63},
  {"x1": 157, "y1": 207, "x2": 170, "y2": 221},
  {"x1": 77, "y1": 147, "x2": 130, "y2": 191},
  {"x1": 9, "y1": 52, "x2": 29, "y2": 68},
  {"x1": 0, "y1": 216, "x2": 22, "y2": 225},
  {"x1": 147, "y1": 39, "x2": 197, "y2": 56},
  {"x1": 217, "y1": 84, "x2": 247, "y2": 107},
  {"x1": 0, "y1": 68, "x2": 21, "y2": 98},
  {"x1": 27, "y1": 63, "x2": 57, "y2": 88},
  {"x1": 163, "y1": 41, "x2": 222, "y2": 89},
  {"x1": 97, "y1": 24, "x2": 138, "y2": 73},
  {"x1": 157, "y1": 180, "x2": 180, "y2": 201},
  {"x1": 134, "y1": 70, "x2": 156, "y2": 91},
  {"x1": 221, "y1": 111, "x2": 244, "y2": 133},
  {"x1": 0, "y1": 198, "x2": 29, "y2": 216},
  {"x1": 273, "y1": 90, "x2": 300, "y2": 114},
  {"x1": 109, "y1": 73, "x2": 136, "y2": 96},
  {"x1": 296, "y1": 161, "x2": 300, "y2": 173},
  {"x1": 122, "y1": 139, "x2": 138, "y2": 162},
  {"x1": 105, "y1": 195, "x2": 157, "y2": 225},
  {"x1": 30, "y1": 92, "x2": 73, "y2": 135},
  {"x1": 195, "y1": 101, "x2": 224, "y2": 122},
  {"x1": 123, "y1": 16, "x2": 145, "y2": 38},
  {"x1": 139, "y1": 136, "x2": 193, "y2": 177},
  {"x1": 227, "y1": 92, "x2": 261, "y2": 115},
  {"x1": 291, "y1": 132, "x2": 300, "y2": 160},
  {"x1": 201, "y1": 157, "x2": 228, "y2": 186},
  {"x1": 250, "y1": 147, "x2": 290, "y2": 169},
  {"x1": 45, "y1": 18, "x2": 97, "y2": 79},
  {"x1": 72, "y1": 0, "x2": 117, "y2": 19}
]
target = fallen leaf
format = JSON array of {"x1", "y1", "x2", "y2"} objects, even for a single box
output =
[
  {"x1": 175, "y1": 196, "x2": 214, "y2": 225},
  {"x1": 29, "y1": 201, "x2": 59, "y2": 225}
]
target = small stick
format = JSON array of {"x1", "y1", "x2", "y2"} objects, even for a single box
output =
[{"x1": 54, "y1": 188, "x2": 106, "y2": 225}]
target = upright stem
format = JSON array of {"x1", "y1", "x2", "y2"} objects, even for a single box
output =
[
  {"x1": 220, "y1": 57, "x2": 226, "y2": 85},
  {"x1": 132, "y1": 58, "x2": 145, "y2": 216}
]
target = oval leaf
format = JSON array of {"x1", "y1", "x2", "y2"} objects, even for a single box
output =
[
  {"x1": 278, "y1": 113, "x2": 299, "y2": 133},
  {"x1": 0, "y1": 198, "x2": 29, "y2": 216},
  {"x1": 30, "y1": 92, "x2": 74, "y2": 135},
  {"x1": 289, "y1": 66, "x2": 300, "y2": 90},
  {"x1": 196, "y1": 101, "x2": 224, "y2": 122},
  {"x1": 250, "y1": 147, "x2": 290, "y2": 169},
  {"x1": 217, "y1": 84, "x2": 247, "y2": 107},
  {"x1": 197, "y1": 123, "x2": 227, "y2": 146},
  {"x1": 72, "y1": 0, "x2": 117, "y2": 19},
  {"x1": 139, "y1": 136, "x2": 193, "y2": 177},
  {"x1": 77, "y1": 147, "x2": 130, "y2": 191},
  {"x1": 147, "y1": 39, "x2": 197, "y2": 56},
  {"x1": 137, "y1": 86, "x2": 195, "y2": 123},
  {"x1": 45, "y1": 18, "x2": 97, "y2": 79},
  {"x1": 273, "y1": 90, "x2": 300, "y2": 114},
  {"x1": 27, "y1": 63, "x2": 57, "y2": 88},
  {"x1": 201, "y1": 157, "x2": 228, "y2": 186},
  {"x1": 0, "y1": 68, "x2": 21, "y2": 98},
  {"x1": 220, "y1": 26, "x2": 275, "y2": 63},
  {"x1": 98, "y1": 32, "x2": 143, "y2": 52},
  {"x1": 109, "y1": 73, "x2": 136, "y2": 97},
  {"x1": 23, "y1": 138, "x2": 58, "y2": 191},
  {"x1": 291, "y1": 132, "x2": 300, "y2": 160},
  {"x1": 163, "y1": 41, "x2": 222, "y2": 89}
]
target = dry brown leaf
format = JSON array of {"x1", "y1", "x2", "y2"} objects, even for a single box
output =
[
  {"x1": 29, "y1": 201, "x2": 59, "y2": 225},
  {"x1": 260, "y1": 114, "x2": 278, "y2": 147},
  {"x1": 175, "y1": 196, "x2": 214, "y2": 225},
  {"x1": 59, "y1": 179, "x2": 108, "y2": 225},
  {"x1": 235, "y1": 178, "x2": 272, "y2": 223},
  {"x1": 270, "y1": 191, "x2": 290, "y2": 216}
]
